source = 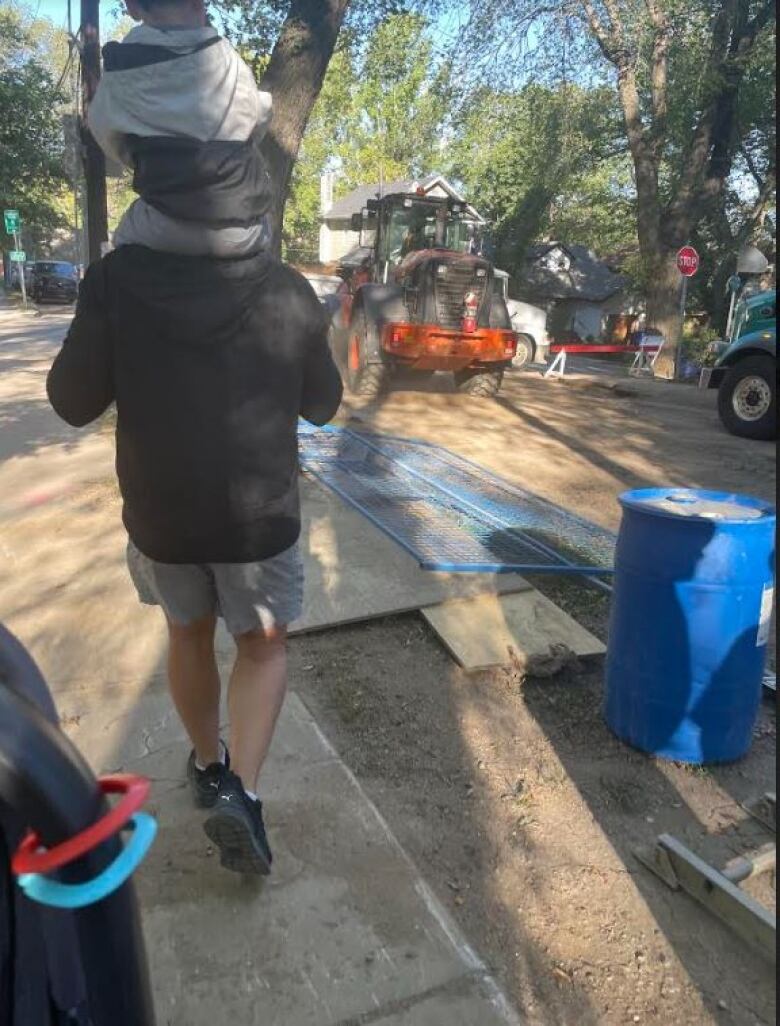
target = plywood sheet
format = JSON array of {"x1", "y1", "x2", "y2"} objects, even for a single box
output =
[
  {"x1": 421, "y1": 590, "x2": 606, "y2": 672},
  {"x1": 290, "y1": 477, "x2": 531, "y2": 634}
]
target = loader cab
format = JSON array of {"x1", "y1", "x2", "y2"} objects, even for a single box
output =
[{"x1": 351, "y1": 194, "x2": 472, "y2": 283}]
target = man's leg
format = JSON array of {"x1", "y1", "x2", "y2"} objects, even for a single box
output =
[
  {"x1": 228, "y1": 625, "x2": 288, "y2": 795},
  {"x1": 204, "y1": 547, "x2": 300, "y2": 874},
  {"x1": 167, "y1": 615, "x2": 222, "y2": 768}
]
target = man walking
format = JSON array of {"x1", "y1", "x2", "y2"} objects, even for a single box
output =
[{"x1": 47, "y1": 246, "x2": 343, "y2": 874}]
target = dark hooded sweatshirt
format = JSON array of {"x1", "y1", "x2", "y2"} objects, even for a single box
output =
[{"x1": 46, "y1": 247, "x2": 343, "y2": 564}]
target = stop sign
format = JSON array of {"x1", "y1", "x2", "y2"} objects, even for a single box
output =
[{"x1": 677, "y1": 246, "x2": 700, "y2": 277}]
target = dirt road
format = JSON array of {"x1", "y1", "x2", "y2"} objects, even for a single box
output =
[
  {"x1": 292, "y1": 367, "x2": 776, "y2": 1026},
  {"x1": 2, "y1": 303, "x2": 775, "y2": 1025},
  {"x1": 341, "y1": 367, "x2": 776, "y2": 525}
]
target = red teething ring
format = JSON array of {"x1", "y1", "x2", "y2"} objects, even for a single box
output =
[{"x1": 12, "y1": 775, "x2": 150, "y2": 876}]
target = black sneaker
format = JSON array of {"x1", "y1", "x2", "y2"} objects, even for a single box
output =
[
  {"x1": 203, "y1": 771, "x2": 273, "y2": 876},
  {"x1": 186, "y1": 746, "x2": 230, "y2": 809}
]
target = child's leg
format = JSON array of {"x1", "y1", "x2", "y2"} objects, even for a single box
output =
[{"x1": 113, "y1": 199, "x2": 269, "y2": 257}]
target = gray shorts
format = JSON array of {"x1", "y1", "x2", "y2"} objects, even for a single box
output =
[{"x1": 127, "y1": 541, "x2": 304, "y2": 637}]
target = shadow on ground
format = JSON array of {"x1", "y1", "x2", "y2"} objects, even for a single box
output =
[{"x1": 3, "y1": 323, "x2": 775, "y2": 1024}]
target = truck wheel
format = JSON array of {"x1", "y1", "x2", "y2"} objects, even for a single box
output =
[
  {"x1": 513, "y1": 334, "x2": 534, "y2": 371},
  {"x1": 718, "y1": 355, "x2": 776, "y2": 440},
  {"x1": 347, "y1": 311, "x2": 389, "y2": 399},
  {"x1": 454, "y1": 367, "x2": 505, "y2": 397}
]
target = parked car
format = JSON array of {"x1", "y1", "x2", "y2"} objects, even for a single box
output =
[
  {"x1": 303, "y1": 272, "x2": 343, "y2": 318},
  {"x1": 30, "y1": 261, "x2": 79, "y2": 305},
  {"x1": 700, "y1": 289, "x2": 776, "y2": 440},
  {"x1": 494, "y1": 270, "x2": 550, "y2": 369}
]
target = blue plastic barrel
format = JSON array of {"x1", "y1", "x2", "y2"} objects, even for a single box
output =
[{"x1": 605, "y1": 488, "x2": 776, "y2": 764}]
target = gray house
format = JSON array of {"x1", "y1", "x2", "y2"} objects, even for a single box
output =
[
  {"x1": 319, "y1": 172, "x2": 483, "y2": 264},
  {"x1": 519, "y1": 243, "x2": 637, "y2": 341}
]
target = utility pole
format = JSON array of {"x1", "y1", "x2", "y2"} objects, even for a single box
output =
[
  {"x1": 13, "y1": 230, "x2": 28, "y2": 309},
  {"x1": 5, "y1": 210, "x2": 27, "y2": 307},
  {"x1": 81, "y1": 0, "x2": 108, "y2": 265}
]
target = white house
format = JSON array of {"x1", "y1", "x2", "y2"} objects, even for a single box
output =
[{"x1": 319, "y1": 172, "x2": 483, "y2": 265}]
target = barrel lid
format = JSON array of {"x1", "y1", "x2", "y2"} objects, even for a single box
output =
[{"x1": 620, "y1": 488, "x2": 776, "y2": 523}]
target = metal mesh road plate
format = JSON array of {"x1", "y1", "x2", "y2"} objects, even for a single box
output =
[{"x1": 298, "y1": 425, "x2": 615, "y2": 575}]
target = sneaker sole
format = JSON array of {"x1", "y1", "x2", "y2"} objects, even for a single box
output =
[{"x1": 203, "y1": 808, "x2": 272, "y2": 876}]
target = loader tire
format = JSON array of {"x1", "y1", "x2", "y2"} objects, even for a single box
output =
[
  {"x1": 454, "y1": 366, "x2": 505, "y2": 398},
  {"x1": 346, "y1": 310, "x2": 390, "y2": 399}
]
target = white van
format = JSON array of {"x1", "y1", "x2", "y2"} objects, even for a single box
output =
[{"x1": 494, "y1": 270, "x2": 549, "y2": 369}]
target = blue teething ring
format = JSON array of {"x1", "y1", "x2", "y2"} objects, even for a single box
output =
[{"x1": 18, "y1": 813, "x2": 157, "y2": 910}]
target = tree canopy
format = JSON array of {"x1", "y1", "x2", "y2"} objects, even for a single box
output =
[
  {"x1": 441, "y1": 0, "x2": 776, "y2": 364},
  {"x1": 0, "y1": 5, "x2": 70, "y2": 251},
  {"x1": 447, "y1": 82, "x2": 635, "y2": 280},
  {"x1": 283, "y1": 13, "x2": 452, "y2": 261}
]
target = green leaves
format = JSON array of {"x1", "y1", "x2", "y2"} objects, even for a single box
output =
[
  {"x1": 434, "y1": 0, "x2": 776, "y2": 331},
  {"x1": 283, "y1": 12, "x2": 452, "y2": 259},
  {"x1": 347, "y1": 14, "x2": 451, "y2": 185},
  {"x1": 447, "y1": 82, "x2": 635, "y2": 277},
  {"x1": 0, "y1": 6, "x2": 69, "y2": 247}
]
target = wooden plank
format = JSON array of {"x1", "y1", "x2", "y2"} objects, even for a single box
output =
[
  {"x1": 421, "y1": 590, "x2": 606, "y2": 673},
  {"x1": 289, "y1": 477, "x2": 532, "y2": 635},
  {"x1": 648, "y1": 835, "x2": 777, "y2": 961}
]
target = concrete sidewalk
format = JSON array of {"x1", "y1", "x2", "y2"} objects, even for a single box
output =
[{"x1": 58, "y1": 678, "x2": 521, "y2": 1025}]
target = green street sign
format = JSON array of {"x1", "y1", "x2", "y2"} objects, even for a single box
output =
[
  {"x1": 4, "y1": 209, "x2": 20, "y2": 235},
  {"x1": 9, "y1": 250, "x2": 26, "y2": 262}
]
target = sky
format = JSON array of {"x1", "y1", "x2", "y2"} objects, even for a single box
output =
[
  {"x1": 22, "y1": 0, "x2": 123, "y2": 34},
  {"x1": 25, "y1": 0, "x2": 463, "y2": 43}
]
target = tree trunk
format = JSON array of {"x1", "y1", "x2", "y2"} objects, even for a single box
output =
[
  {"x1": 612, "y1": 63, "x2": 686, "y2": 376},
  {"x1": 259, "y1": 0, "x2": 351, "y2": 257},
  {"x1": 646, "y1": 250, "x2": 685, "y2": 378}
]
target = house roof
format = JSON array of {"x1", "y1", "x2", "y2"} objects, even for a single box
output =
[
  {"x1": 325, "y1": 174, "x2": 483, "y2": 222},
  {"x1": 522, "y1": 243, "x2": 628, "y2": 303},
  {"x1": 336, "y1": 244, "x2": 373, "y2": 268}
]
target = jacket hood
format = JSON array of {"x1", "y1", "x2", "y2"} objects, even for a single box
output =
[
  {"x1": 89, "y1": 28, "x2": 272, "y2": 165},
  {"x1": 105, "y1": 246, "x2": 275, "y2": 347}
]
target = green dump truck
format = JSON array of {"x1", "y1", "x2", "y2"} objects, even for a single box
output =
[{"x1": 700, "y1": 289, "x2": 776, "y2": 440}]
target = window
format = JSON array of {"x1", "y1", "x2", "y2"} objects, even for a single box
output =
[
  {"x1": 445, "y1": 218, "x2": 471, "y2": 253},
  {"x1": 382, "y1": 204, "x2": 471, "y2": 264},
  {"x1": 36, "y1": 262, "x2": 75, "y2": 276},
  {"x1": 385, "y1": 207, "x2": 437, "y2": 263}
]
